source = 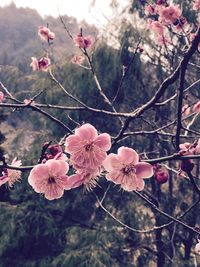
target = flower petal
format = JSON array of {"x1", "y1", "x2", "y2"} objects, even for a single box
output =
[
  {"x1": 94, "y1": 133, "x2": 111, "y2": 151},
  {"x1": 118, "y1": 147, "x2": 139, "y2": 165},
  {"x1": 45, "y1": 159, "x2": 69, "y2": 177},
  {"x1": 44, "y1": 183, "x2": 64, "y2": 200},
  {"x1": 65, "y1": 134, "x2": 82, "y2": 154},
  {"x1": 75, "y1": 123, "x2": 98, "y2": 141},
  {"x1": 103, "y1": 154, "x2": 122, "y2": 171},
  {"x1": 28, "y1": 164, "x2": 49, "y2": 187},
  {"x1": 135, "y1": 162, "x2": 153, "y2": 179}
]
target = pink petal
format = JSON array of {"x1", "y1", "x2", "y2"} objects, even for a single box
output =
[
  {"x1": 103, "y1": 154, "x2": 122, "y2": 171},
  {"x1": 136, "y1": 178, "x2": 145, "y2": 191},
  {"x1": 0, "y1": 176, "x2": 9, "y2": 186},
  {"x1": 44, "y1": 183, "x2": 64, "y2": 200},
  {"x1": 75, "y1": 123, "x2": 98, "y2": 141},
  {"x1": 65, "y1": 134, "x2": 82, "y2": 154},
  {"x1": 106, "y1": 170, "x2": 123, "y2": 184},
  {"x1": 135, "y1": 162, "x2": 153, "y2": 179},
  {"x1": 28, "y1": 164, "x2": 49, "y2": 186},
  {"x1": 66, "y1": 174, "x2": 84, "y2": 189},
  {"x1": 118, "y1": 147, "x2": 139, "y2": 165},
  {"x1": 94, "y1": 133, "x2": 111, "y2": 151},
  {"x1": 45, "y1": 159, "x2": 69, "y2": 177}
]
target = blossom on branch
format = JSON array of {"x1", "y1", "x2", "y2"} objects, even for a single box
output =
[
  {"x1": 30, "y1": 57, "x2": 51, "y2": 71},
  {"x1": 28, "y1": 159, "x2": 74, "y2": 200},
  {"x1": 193, "y1": 101, "x2": 200, "y2": 113},
  {"x1": 193, "y1": 0, "x2": 200, "y2": 10},
  {"x1": 0, "y1": 158, "x2": 22, "y2": 187},
  {"x1": 38, "y1": 26, "x2": 55, "y2": 42},
  {"x1": 0, "y1": 91, "x2": 5, "y2": 102},
  {"x1": 74, "y1": 34, "x2": 93, "y2": 49},
  {"x1": 158, "y1": 5, "x2": 182, "y2": 25},
  {"x1": 65, "y1": 123, "x2": 111, "y2": 170},
  {"x1": 71, "y1": 55, "x2": 85, "y2": 65},
  {"x1": 103, "y1": 147, "x2": 153, "y2": 191}
]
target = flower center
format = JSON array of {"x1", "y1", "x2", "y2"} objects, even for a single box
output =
[
  {"x1": 48, "y1": 177, "x2": 56, "y2": 184},
  {"x1": 85, "y1": 143, "x2": 93, "y2": 152},
  {"x1": 121, "y1": 164, "x2": 136, "y2": 175}
]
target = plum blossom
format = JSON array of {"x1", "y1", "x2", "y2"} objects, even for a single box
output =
[
  {"x1": 0, "y1": 158, "x2": 22, "y2": 187},
  {"x1": 28, "y1": 159, "x2": 74, "y2": 200},
  {"x1": 71, "y1": 55, "x2": 85, "y2": 65},
  {"x1": 38, "y1": 26, "x2": 55, "y2": 42},
  {"x1": 74, "y1": 34, "x2": 93, "y2": 49},
  {"x1": 30, "y1": 57, "x2": 51, "y2": 71},
  {"x1": 193, "y1": 101, "x2": 200, "y2": 113},
  {"x1": 193, "y1": 0, "x2": 200, "y2": 10},
  {"x1": 65, "y1": 123, "x2": 111, "y2": 170},
  {"x1": 0, "y1": 91, "x2": 5, "y2": 102},
  {"x1": 144, "y1": 5, "x2": 157, "y2": 15},
  {"x1": 182, "y1": 104, "x2": 191, "y2": 117},
  {"x1": 103, "y1": 147, "x2": 153, "y2": 191},
  {"x1": 147, "y1": 19, "x2": 165, "y2": 35},
  {"x1": 158, "y1": 5, "x2": 182, "y2": 25},
  {"x1": 68, "y1": 168, "x2": 100, "y2": 191}
]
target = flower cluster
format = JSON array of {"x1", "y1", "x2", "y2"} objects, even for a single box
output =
[
  {"x1": 25, "y1": 123, "x2": 154, "y2": 200},
  {"x1": 145, "y1": 1, "x2": 188, "y2": 45}
]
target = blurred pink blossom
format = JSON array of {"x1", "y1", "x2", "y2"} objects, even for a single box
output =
[
  {"x1": 28, "y1": 159, "x2": 73, "y2": 200},
  {"x1": 193, "y1": 0, "x2": 200, "y2": 10},
  {"x1": 182, "y1": 104, "x2": 191, "y2": 117},
  {"x1": 144, "y1": 4, "x2": 157, "y2": 15},
  {"x1": 74, "y1": 34, "x2": 93, "y2": 49},
  {"x1": 147, "y1": 19, "x2": 165, "y2": 35},
  {"x1": 103, "y1": 147, "x2": 153, "y2": 191},
  {"x1": 71, "y1": 55, "x2": 85, "y2": 65},
  {"x1": 0, "y1": 158, "x2": 22, "y2": 187},
  {"x1": 65, "y1": 123, "x2": 111, "y2": 170},
  {"x1": 193, "y1": 101, "x2": 200, "y2": 113},
  {"x1": 0, "y1": 91, "x2": 5, "y2": 102},
  {"x1": 30, "y1": 57, "x2": 51, "y2": 71},
  {"x1": 38, "y1": 26, "x2": 55, "y2": 42},
  {"x1": 158, "y1": 5, "x2": 182, "y2": 25}
]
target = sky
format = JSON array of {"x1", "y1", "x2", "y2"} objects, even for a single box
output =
[{"x1": 0, "y1": 0, "x2": 129, "y2": 26}]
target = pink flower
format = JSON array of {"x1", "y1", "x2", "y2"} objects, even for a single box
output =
[
  {"x1": 193, "y1": 101, "x2": 200, "y2": 113},
  {"x1": 103, "y1": 147, "x2": 153, "y2": 191},
  {"x1": 0, "y1": 91, "x2": 5, "y2": 102},
  {"x1": 38, "y1": 26, "x2": 55, "y2": 42},
  {"x1": 74, "y1": 34, "x2": 93, "y2": 49},
  {"x1": 0, "y1": 158, "x2": 22, "y2": 187},
  {"x1": 195, "y1": 240, "x2": 200, "y2": 254},
  {"x1": 30, "y1": 57, "x2": 51, "y2": 71},
  {"x1": 65, "y1": 123, "x2": 111, "y2": 170},
  {"x1": 182, "y1": 104, "x2": 191, "y2": 117},
  {"x1": 193, "y1": 0, "x2": 200, "y2": 10},
  {"x1": 158, "y1": 5, "x2": 182, "y2": 25},
  {"x1": 68, "y1": 168, "x2": 100, "y2": 191},
  {"x1": 144, "y1": 5, "x2": 157, "y2": 15},
  {"x1": 179, "y1": 142, "x2": 196, "y2": 155},
  {"x1": 71, "y1": 55, "x2": 85, "y2": 65},
  {"x1": 147, "y1": 19, "x2": 165, "y2": 35},
  {"x1": 28, "y1": 159, "x2": 73, "y2": 200}
]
